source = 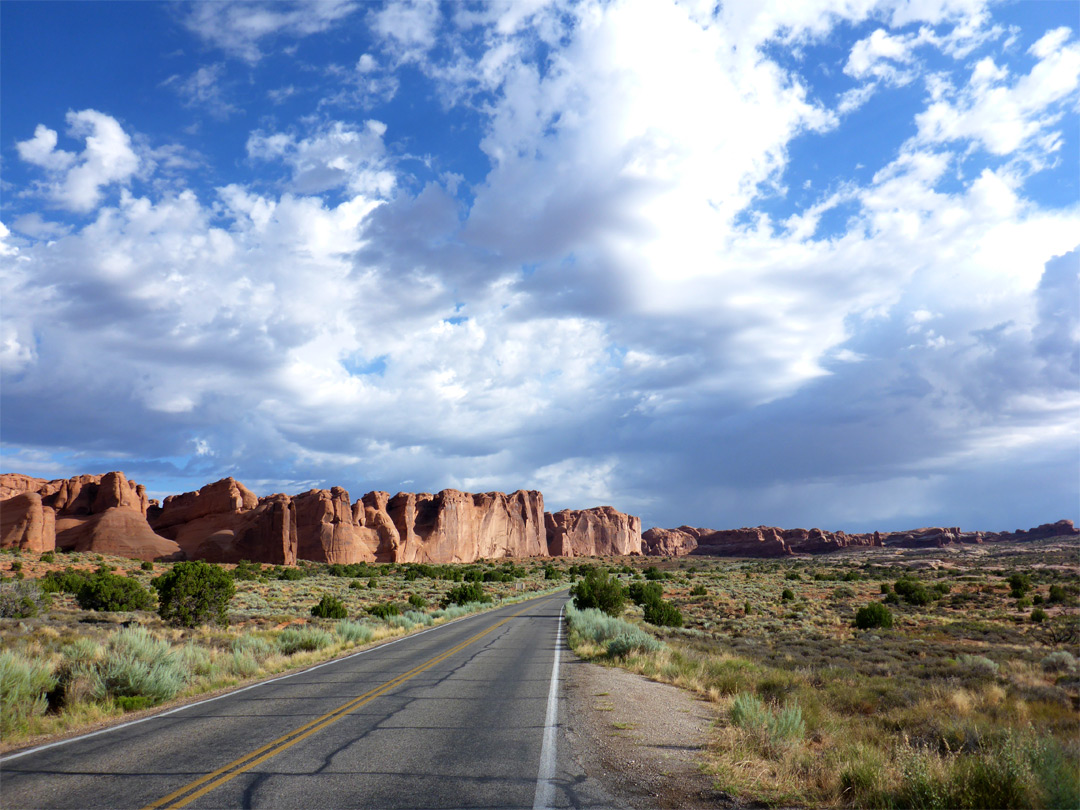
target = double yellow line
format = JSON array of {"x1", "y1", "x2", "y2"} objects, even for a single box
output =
[{"x1": 142, "y1": 598, "x2": 550, "y2": 809}]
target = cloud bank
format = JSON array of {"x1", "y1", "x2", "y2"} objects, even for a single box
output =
[{"x1": 2, "y1": 0, "x2": 1077, "y2": 533}]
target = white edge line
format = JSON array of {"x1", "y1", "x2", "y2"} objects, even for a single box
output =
[
  {"x1": 533, "y1": 602, "x2": 564, "y2": 810},
  {"x1": 0, "y1": 595, "x2": 560, "y2": 764}
]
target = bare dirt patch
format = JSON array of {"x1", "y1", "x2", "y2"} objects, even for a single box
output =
[{"x1": 562, "y1": 651, "x2": 733, "y2": 809}]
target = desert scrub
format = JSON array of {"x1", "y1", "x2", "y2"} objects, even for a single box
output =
[
  {"x1": 565, "y1": 603, "x2": 662, "y2": 657},
  {"x1": 0, "y1": 580, "x2": 51, "y2": 618},
  {"x1": 91, "y1": 626, "x2": 188, "y2": 708},
  {"x1": 335, "y1": 620, "x2": 375, "y2": 644},
  {"x1": 0, "y1": 650, "x2": 57, "y2": 737},
  {"x1": 276, "y1": 626, "x2": 333, "y2": 655},
  {"x1": 728, "y1": 693, "x2": 805, "y2": 756}
]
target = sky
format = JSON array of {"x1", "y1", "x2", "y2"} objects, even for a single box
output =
[{"x1": 1, "y1": 0, "x2": 1078, "y2": 534}]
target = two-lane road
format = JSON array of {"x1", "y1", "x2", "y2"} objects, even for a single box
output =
[{"x1": 1, "y1": 592, "x2": 617, "y2": 809}]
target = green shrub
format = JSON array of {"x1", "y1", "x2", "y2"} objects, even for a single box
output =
[
  {"x1": 1008, "y1": 573, "x2": 1031, "y2": 599},
  {"x1": 0, "y1": 650, "x2": 57, "y2": 735},
  {"x1": 543, "y1": 564, "x2": 561, "y2": 580},
  {"x1": 231, "y1": 560, "x2": 262, "y2": 581},
  {"x1": 39, "y1": 567, "x2": 88, "y2": 594},
  {"x1": 1048, "y1": 584, "x2": 1068, "y2": 603},
  {"x1": 0, "y1": 580, "x2": 51, "y2": 618},
  {"x1": 153, "y1": 561, "x2": 235, "y2": 627},
  {"x1": 368, "y1": 602, "x2": 402, "y2": 619},
  {"x1": 570, "y1": 569, "x2": 626, "y2": 617},
  {"x1": 311, "y1": 593, "x2": 348, "y2": 619},
  {"x1": 642, "y1": 599, "x2": 684, "y2": 627},
  {"x1": 854, "y1": 602, "x2": 894, "y2": 629},
  {"x1": 140, "y1": 560, "x2": 154, "y2": 572},
  {"x1": 39, "y1": 551, "x2": 55, "y2": 563},
  {"x1": 92, "y1": 627, "x2": 188, "y2": 706},
  {"x1": 781, "y1": 588, "x2": 795, "y2": 602},
  {"x1": 894, "y1": 577, "x2": 933, "y2": 606},
  {"x1": 442, "y1": 582, "x2": 491, "y2": 607},
  {"x1": 689, "y1": 584, "x2": 707, "y2": 596},
  {"x1": 1029, "y1": 607, "x2": 1047, "y2": 623},
  {"x1": 627, "y1": 581, "x2": 663, "y2": 606},
  {"x1": 276, "y1": 626, "x2": 333, "y2": 655},
  {"x1": 407, "y1": 593, "x2": 427, "y2": 608},
  {"x1": 275, "y1": 567, "x2": 306, "y2": 581},
  {"x1": 77, "y1": 571, "x2": 154, "y2": 612}
]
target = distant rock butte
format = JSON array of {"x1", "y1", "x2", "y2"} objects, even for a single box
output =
[
  {"x1": 642, "y1": 520, "x2": 1078, "y2": 557},
  {"x1": 0, "y1": 472, "x2": 182, "y2": 561}
]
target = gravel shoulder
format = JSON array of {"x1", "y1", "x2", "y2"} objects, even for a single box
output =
[{"x1": 561, "y1": 650, "x2": 734, "y2": 809}]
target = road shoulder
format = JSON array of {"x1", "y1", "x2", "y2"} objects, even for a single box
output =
[{"x1": 560, "y1": 650, "x2": 733, "y2": 809}]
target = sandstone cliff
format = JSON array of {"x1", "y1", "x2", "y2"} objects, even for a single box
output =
[
  {"x1": 368, "y1": 489, "x2": 546, "y2": 563},
  {"x1": 545, "y1": 506, "x2": 642, "y2": 557},
  {"x1": 149, "y1": 478, "x2": 378, "y2": 565},
  {"x1": 0, "y1": 471, "x2": 182, "y2": 561}
]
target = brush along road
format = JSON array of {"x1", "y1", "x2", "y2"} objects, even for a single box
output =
[{"x1": 1, "y1": 592, "x2": 619, "y2": 809}]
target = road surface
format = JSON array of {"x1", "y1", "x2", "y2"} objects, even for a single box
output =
[{"x1": 1, "y1": 592, "x2": 618, "y2": 809}]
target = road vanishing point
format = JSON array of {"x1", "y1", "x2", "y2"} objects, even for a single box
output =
[{"x1": 1, "y1": 592, "x2": 621, "y2": 809}]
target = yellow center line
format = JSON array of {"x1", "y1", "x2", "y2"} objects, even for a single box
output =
[{"x1": 142, "y1": 596, "x2": 559, "y2": 810}]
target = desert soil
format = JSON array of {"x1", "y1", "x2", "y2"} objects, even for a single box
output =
[{"x1": 561, "y1": 651, "x2": 733, "y2": 809}]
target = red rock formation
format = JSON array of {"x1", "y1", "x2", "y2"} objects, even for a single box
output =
[
  {"x1": 151, "y1": 478, "x2": 297, "y2": 565},
  {"x1": 356, "y1": 491, "x2": 401, "y2": 561},
  {"x1": 0, "y1": 492, "x2": 55, "y2": 553},
  {"x1": 686, "y1": 526, "x2": 791, "y2": 558},
  {"x1": 0, "y1": 471, "x2": 181, "y2": 561},
  {"x1": 375, "y1": 489, "x2": 547, "y2": 563},
  {"x1": 292, "y1": 487, "x2": 376, "y2": 564},
  {"x1": 641, "y1": 526, "x2": 699, "y2": 556},
  {"x1": 989, "y1": 520, "x2": 1079, "y2": 543},
  {"x1": 545, "y1": 506, "x2": 642, "y2": 557}
]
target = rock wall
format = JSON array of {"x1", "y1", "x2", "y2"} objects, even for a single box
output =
[
  {"x1": 545, "y1": 506, "x2": 642, "y2": 557},
  {"x1": 150, "y1": 478, "x2": 378, "y2": 565},
  {"x1": 0, "y1": 471, "x2": 182, "y2": 561},
  {"x1": 643, "y1": 520, "x2": 1078, "y2": 557},
  {"x1": 361, "y1": 489, "x2": 547, "y2": 564}
]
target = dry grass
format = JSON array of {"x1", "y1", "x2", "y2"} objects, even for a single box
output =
[{"x1": 564, "y1": 538, "x2": 1080, "y2": 808}]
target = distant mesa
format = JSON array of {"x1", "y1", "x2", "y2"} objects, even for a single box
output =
[
  {"x1": 642, "y1": 520, "x2": 1079, "y2": 558},
  {"x1": 2, "y1": 470, "x2": 1075, "y2": 565}
]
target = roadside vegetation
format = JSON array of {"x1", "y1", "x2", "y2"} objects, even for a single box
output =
[
  {"x1": 0, "y1": 551, "x2": 563, "y2": 750},
  {"x1": 563, "y1": 537, "x2": 1080, "y2": 809}
]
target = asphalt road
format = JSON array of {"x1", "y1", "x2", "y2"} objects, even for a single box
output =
[{"x1": 1, "y1": 592, "x2": 618, "y2": 810}]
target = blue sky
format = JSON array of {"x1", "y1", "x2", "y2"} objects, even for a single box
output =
[{"x1": 2, "y1": 0, "x2": 1078, "y2": 533}]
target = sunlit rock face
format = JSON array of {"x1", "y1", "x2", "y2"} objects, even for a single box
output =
[
  {"x1": 1, "y1": 471, "x2": 182, "y2": 561},
  {"x1": 150, "y1": 477, "x2": 296, "y2": 565},
  {"x1": 374, "y1": 489, "x2": 547, "y2": 564},
  {"x1": 545, "y1": 506, "x2": 642, "y2": 557}
]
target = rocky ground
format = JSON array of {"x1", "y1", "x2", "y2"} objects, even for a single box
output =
[{"x1": 562, "y1": 650, "x2": 731, "y2": 809}]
